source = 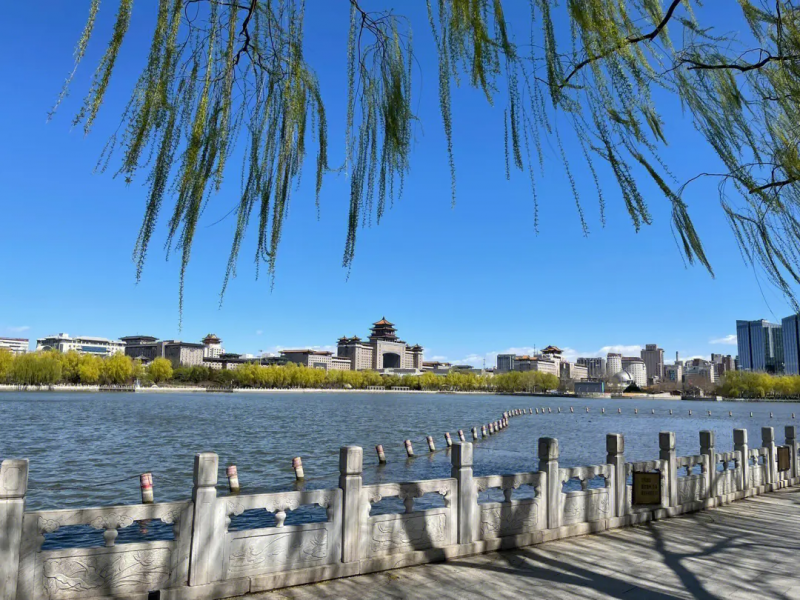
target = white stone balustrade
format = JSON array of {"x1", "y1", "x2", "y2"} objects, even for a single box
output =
[{"x1": 3, "y1": 426, "x2": 800, "y2": 600}]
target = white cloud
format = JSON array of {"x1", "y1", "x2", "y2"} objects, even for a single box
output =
[
  {"x1": 710, "y1": 334, "x2": 737, "y2": 345},
  {"x1": 597, "y1": 344, "x2": 642, "y2": 356},
  {"x1": 429, "y1": 355, "x2": 448, "y2": 361},
  {"x1": 7, "y1": 326, "x2": 30, "y2": 333}
]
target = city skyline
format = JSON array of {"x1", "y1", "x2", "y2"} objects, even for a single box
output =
[{"x1": 2, "y1": 323, "x2": 738, "y2": 369}]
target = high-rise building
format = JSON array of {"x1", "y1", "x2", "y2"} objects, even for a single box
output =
[
  {"x1": 736, "y1": 320, "x2": 784, "y2": 373},
  {"x1": 577, "y1": 357, "x2": 606, "y2": 379},
  {"x1": 710, "y1": 353, "x2": 735, "y2": 379},
  {"x1": 606, "y1": 353, "x2": 622, "y2": 377},
  {"x1": 782, "y1": 315, "x2": 800, "y2": 375},
  {"x1": 640, "y1": 344, "x2": 664, "y2": 383}
]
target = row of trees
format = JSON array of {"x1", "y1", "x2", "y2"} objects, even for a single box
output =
[
  {"x1": 0, "y1": 349, "x2": 562, "y2": 393},
  {"x1": 716, "y1": 372, "x2": 800, "y2": 399}
]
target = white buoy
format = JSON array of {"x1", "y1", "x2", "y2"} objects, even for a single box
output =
[
  {"x1": 602, "y1": 408, "x2": 605, "y2": 414},
  {"x1": 140, "y1": 473, "x2": 154, "y2": 504},
  {"x1": 618, "y1": 408, "x2": 622, "y2": 414},
  {"x1": 472, "y1": 427, "x2": 478, "y2": 441},
  {"x1": 651, "y1": 409, "x2": 655, "y2": 414},
  {"x1": 570, "y1": 407, "x2": 574, "y2": 413},
  {"x1": 458, "y1": 429, "x2": 466, "y2": 442},
  {"x1": 292, "y1": 457, "x2": 305, "y2": 480},
  {"x1": 375, "y1": 445, "x2": 387, "y2": 464},
  {"x1": 669, "y1": 409, "x2": 673, "y2": 415},
  {"x1": 770, "y1": 412, "x2": 774, "y2": 419},
  {"x1": 635, "y1": 408, "x2": 638, "y2": 414},
  {"x1": 586, "y1": 407, "x2": 590, "y2": 413},
  {"x1": 689, "y1": 410, "x2": 692, "y2": 415},
  {"x1": 227, "y1": 465, "x2": 240, "y2": 492},
  {"x1": 548, "y1": 408, "x2": 552, "y2": 413},
  {"x1": 558, "y1": 407, "x2": 562, "y2": 413}
]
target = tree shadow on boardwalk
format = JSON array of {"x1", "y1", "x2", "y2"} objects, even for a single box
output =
[{"x1": 444, "y1": 491, "x2": 800, "y2": 600}]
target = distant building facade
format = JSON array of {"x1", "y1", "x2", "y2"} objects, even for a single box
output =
[
  {"x1": 577, "y1": 357, "x2": 606, "y2": 379},
  {"x1": 737, "y1": 319, "x2": 784, "y2": 373},
  {"x1": 121, "y1": 336, "x2": 160, "y2": 363},
  {"x1": 640, "y1": 344, "x2": 664, "y2": 383},
  {"x1": 280, "y1": 350, "x2": 352, "y2": 371},
  {"x1": 782, "y1": 315, "x2": 800, "y2": 375},
  {"x1": 560, "y1": 362, "x2": 588, "y2": 382},
  {"x1": 0, "y1": 337, "x2": 28, "y2": 355},
  {"x1": 574, "y1": 380, "x2": 605, "y2": 396},
  {"x1": 337, "y1": 318, "x2": 423, "y2": 371},
  {"x1": 684, "y1": 358, "x2": 717, "y2": 387},
  {"x1": 664, "y1": 363, "x2": 683, "y2": 385},
  {"x1": 36, "y1": 334, "x2": 124, "y2": 357},
  {"x1": 606, "y1": 353, "x2": 622, "y2": 378},
  {"x1": 621, "y1": 357, "x2": 647, "y2": 387},
  {"x1": 496, "y1": 354, "x2": 515, "y2": 373},
  {"x1": 202, "y1": 334, "x2": 224, "y2": 359}
]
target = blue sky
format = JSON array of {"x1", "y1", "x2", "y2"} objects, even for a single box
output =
[{"x1": 0, "y1": 2, "x2": 788, "y2": 365}]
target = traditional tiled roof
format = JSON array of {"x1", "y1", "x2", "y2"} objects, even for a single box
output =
[
  {"x1": 541, "y1": 345, "x2": 563, "y2": 354},
  {"x1": 373, "y1": 317, "x2": 394, "y2": 326}
]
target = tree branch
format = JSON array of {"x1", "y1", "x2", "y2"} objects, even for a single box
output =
[{"x1": 559, "y1": 0, "x2": 683, "y2": 87}]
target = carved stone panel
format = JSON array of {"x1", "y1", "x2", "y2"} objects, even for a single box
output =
[
  {"x1": 677, "y1": 476, "x2": 706, "y2": 505},
  {"x1": 367, "y1": 512, "x2": 447, "y2": 557},
  {"x1": 562, "y1": 491, "x2": 609, "y2": 526},
  {"x1": 39, "y1": 547, "x2": 170, "y2": 599},
  {"x1": 750, "y1": 465, "x2": 764, "y2": 487},
  {"x1": 479, "y1": 500, "x2": 540, "y2": 539},
  {"x1": 227, "y1": 528, "x2": 329, "y2": 576}
]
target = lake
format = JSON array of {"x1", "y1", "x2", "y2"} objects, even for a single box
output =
[{"x1": 2, "y1": 391, "x2": 798, "y2": 511}]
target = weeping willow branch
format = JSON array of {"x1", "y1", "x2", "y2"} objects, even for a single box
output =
[{"x1": 52, "y1": 0, "x2": 800, "y2": 318}]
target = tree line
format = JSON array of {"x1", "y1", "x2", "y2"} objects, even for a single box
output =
[
  {"x1": 0, "y1": 349, "x2": 561, "y2": 393},
  {"x1": 716, "y1": 371, "x2": 800, "y2": 399}
]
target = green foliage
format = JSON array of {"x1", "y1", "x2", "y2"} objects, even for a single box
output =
[
  {"x1": 493, "y1": 370, "x2": 559, "y2": 392},
  {"x1": 12, "y1": 352, "x2": 63, "y2": 386},
  {"x1": 717, "y1": 371, "x2": 800, "y2": 398},
  {"x1": 78, "y1": 355, "x2": 102, "y2": 384},
  {"x1": 0, "y1": 349, "x2": 14, "y2": 382},
  {"x1": 148, "y1": 357, "x2": 174, "y2": 383},
  {"x1": 102, "y1": 353, "x2": 134, "y2": 384},
  {"x1": 55, "y1": 1, "x2": 800, "y2": 308}
]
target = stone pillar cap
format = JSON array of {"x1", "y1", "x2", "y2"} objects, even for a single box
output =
[
  {"x1": 339, "y1": 446, "x2": 363, "y2": 475},
  {"x1": 659, "y1": 431, "x2": 676, "y2": 450},
  {"x1": 193, "y1": 452, "x2": 218, "y2": 487},
  {"x1": 452, "y1": 442, "x2": 473, "y2": 467},
  {"x1": 606, "y1": 433, "x2": 624, "y2": 455},
  {"x1": 538, "y1": 437, "x2": 559, "y2": 460},
  {"x1": 0, "y1": 459, "x2": 28, "y2": 499}
]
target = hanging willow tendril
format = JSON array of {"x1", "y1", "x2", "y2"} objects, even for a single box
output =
[{"x1": 53, "y1": 0, "x2": 800, "y2": 317}]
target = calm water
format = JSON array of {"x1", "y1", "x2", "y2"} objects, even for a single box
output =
[{"x1": 2, "y1": 391, "x2": 799, "y2": 511}]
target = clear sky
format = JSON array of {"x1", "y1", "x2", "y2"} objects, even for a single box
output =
[{"x1": 0, "y1": 2, "x2": 789, "y2": 365}]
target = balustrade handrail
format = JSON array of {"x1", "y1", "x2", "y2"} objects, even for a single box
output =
[{"x1": 3, "y1": 425, "x2": 799, "y2": 600}]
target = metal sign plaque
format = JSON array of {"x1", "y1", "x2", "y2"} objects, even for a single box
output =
[
  {"x1": 632, "y1": 472, "x2": 661, "y2": 505},
  {"x1": 778, "y1": 446, "x2": 791, "y2": 472}
]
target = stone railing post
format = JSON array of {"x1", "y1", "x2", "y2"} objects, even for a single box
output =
[
  {"x1": 0, "y1": 459, "x2": 28, "y2": 600},
  {"x1": 659, "y1": 432, "x2": 677, "y2": 508},
  {"x1": 538, "y1": 437, "x2": 560, "y2": 530},
  {"x1": 189, "y1": 452, "x2": 224, "y2": 586},
  {"x1": 734, "y1": 428, "x2": 749, "y2": 491},
  {"x1": 762, "y1": 427, "x2": 777, "y2": 485},
  {"x1": 339, "y1": 446, "x2": 362, "y2": 563},
  {"x1": 700, "y1": 431, "x2": 716, "y2": 498},
  {"x1": 786, "y1": 426, "x2": 799, "y2": 480},
  {"x1": 451, "y1": 443, "x2": 475, "y2": 544},
  {"x1": 606, "y1": 434, "x2": 626, "y2": 517}
]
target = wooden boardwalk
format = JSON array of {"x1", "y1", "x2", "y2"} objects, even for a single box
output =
[{"x1": 254, "y1": 487, "x2": 800, "y2": 599}]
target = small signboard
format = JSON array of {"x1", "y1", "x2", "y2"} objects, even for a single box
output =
[
  {"x1": 778, "y1": 446, "x2": 791, "y2": 472},
  {"x1": 632, "y1": 472, "x2": 661, "y2": 505}
]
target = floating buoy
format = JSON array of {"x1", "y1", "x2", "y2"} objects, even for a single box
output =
[
  {"x1": 602, "y1": 408, "x2": 605, "y2": 414},
  {"x1": 535, "y1": 408, "x2": 539, "y2": 414},
  {"x1": 689, "y1": 410, "x2": 692, "y2": 415},
  {"x1": 729, "y1": 411, "x2": 732, "y2": 417},
  {"x1": 458, "y1": 429, "x2": 466, "y2": 442},
  {"x1": 472, "y1": 427, "x2": 478, "y2": 441},
  {"x1": 618, "y1": 408, "x2": 622, "y2": 414},
  {"x1": 558, "y1": 407, "x2": 562, "y2": 413},
  {"x1": 770, "y1": 412, "x2": 774, "y2": 419},
  {"x1": 481, "y1": 425, "x2": 487, "y2": 438},
  {"x1": 548, "y1": 408, "x2": 552, "y2": 413},
  {"x1": 292, "y1": 457, "x2": 305, "y2": 480},
  {"x1": 750, "y1": 412, "x2": 753, "y2": 417},
  {"x1": 570, "y1": 407, "x2": 574, "y2": 413},
  {"x1": 444, "y1": 432, "x2": 453, "y2": 447},
  {"x1": 669, "y1": 409, "x2": 673, "y2": 415},
  {"x1": 375, "y1": 445, "x2": 386, "y2": 464},
  {"x1": 635, "y1": 408, "x2": 638, "y2": 414},
  {"x1": 227, "y1": 465, "x2": 240, "y2": 492},
  {"x1": 651, "y1": 409, "x2": 655, "y2": 414},
  {"x1": 404, "y1": 439, "x2": 414, "y2": 457},
  {"x1": 708, "y1": 410, "x2": 711, "y2": 416},
  {"x1": 140, "y1": 473, "x2": 154, "y2": 504}
]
